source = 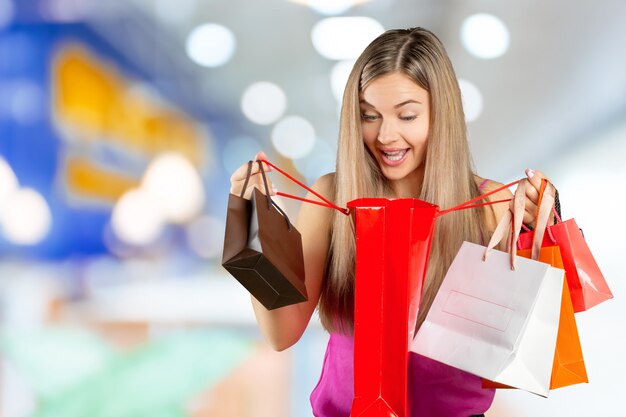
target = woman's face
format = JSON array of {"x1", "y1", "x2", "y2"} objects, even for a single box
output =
[{"x1": 360, "y1": 72, "x2": 430, "y2": 188}]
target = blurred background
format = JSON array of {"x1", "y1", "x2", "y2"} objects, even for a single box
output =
[{"x1": 0, "y1": 0, "x2": 624, "y2": 416}]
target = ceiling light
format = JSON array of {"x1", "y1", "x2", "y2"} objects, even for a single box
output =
[
  {"x1": 186, "y1": 23, "x2": 236, "y2": 68},
  {"x1": 461, "y1": 14, "x2": 510, "y2": 59},
  {"x1": 271, "y1": 116, "x2": 316, "y2": 159},
  {"x1": 458, "y1": 79, "x2": 483, "y2": 123},
  {"x1": 241, "y1": 81, "x2": 287, "y2": 125},
  {"x1": 311, "y1": 17, "x2": 384, "y2": 60}
]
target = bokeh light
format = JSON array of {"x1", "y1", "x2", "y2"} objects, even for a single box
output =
[
  {"x1": 186, "y1": 23, "x2": 236, "y2": 67},
  {"x1": 0, "y1": 157, "x2": 19, "y2": 211},
  {"x1": 0, "y1": 188, "x2": 52, "y2": 245},
  {"x1": 240, "y1": 81, "x2": 287, "y2": 125},
  {"x1": 330, "y1": 60, "x2": 355, "y2": 101},
  {"x1": 111, "y1": 188, "x2": 165, "y2": 246},
  {"x1": 289, "y1": 0, "x2": 372, "y2": 15},
  {"x1": 461, "y1": 14, "x2": 510, "y2": 59},
  {"x1": 311, "y1": 17, "x2": 384, "y2": 60},
  {"x1": 271, "y1": 116, "x2": 316, "y2": 159},
  {"x1": 458, "y1": 79, "x2": 483, "y2": 123},
  {"x1": 141, "y1": 153, "x2": 205, "y2": 224}
]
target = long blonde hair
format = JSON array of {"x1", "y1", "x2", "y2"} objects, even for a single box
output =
[{"x1": 318, "y1": 27, "x2": 488, "y2": 333}]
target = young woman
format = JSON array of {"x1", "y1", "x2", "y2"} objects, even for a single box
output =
[{"x1": 229, "y1": 27, "x2": 548, "y2": 417}]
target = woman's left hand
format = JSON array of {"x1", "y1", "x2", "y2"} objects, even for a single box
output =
[{"x1": 510, "y1": 168, "x2": 549, "y2": 229}]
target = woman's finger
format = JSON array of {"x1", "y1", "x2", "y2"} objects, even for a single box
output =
[
  {"x1": 525, "y1": 168, "x2": 546, "y2": 193},
  {"x1": 524, "y1": 181, "x2": 539, "y2": 205},
  {"x1": 230, "y1": 157, "x2": 273, "y2": 183},
  {"x1": 241, "y1": 175, "x2": 275, "y2": 199}
]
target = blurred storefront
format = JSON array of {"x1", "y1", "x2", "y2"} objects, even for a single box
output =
[{"x1": 0, "y1": 2, "x2": 323, "y2": 417}]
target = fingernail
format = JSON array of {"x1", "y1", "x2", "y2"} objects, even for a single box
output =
[
  {"x1": 526, "y1": 168, "x2": 535, "y2": 178},
  {"x1": 272, "y1": 185, "x2": 278, "y2": 194}
]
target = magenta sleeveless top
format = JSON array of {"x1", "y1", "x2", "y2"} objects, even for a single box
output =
[{"x1": 310, "y1": 333, "x2": 495, "y2": 417}]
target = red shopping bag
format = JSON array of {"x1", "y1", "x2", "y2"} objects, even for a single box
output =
[
  {"x1": 348, "y1": 198, "x2": 438, "y2": 417},
  {"x1": 517, "y1": 184, "x2": 612, "y2": 312}
]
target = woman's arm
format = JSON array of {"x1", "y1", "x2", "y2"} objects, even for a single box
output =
[{"x1": 248, "y1": 173, "x2": 334, "y2": 351}]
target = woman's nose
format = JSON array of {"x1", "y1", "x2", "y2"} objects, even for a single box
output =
[{"x1": 377, "y1": 119, "x2": 399, "y2": 145}]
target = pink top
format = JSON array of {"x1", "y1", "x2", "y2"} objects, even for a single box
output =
[{"x1": 310, "y1": 332, "x2": 495, "y2": 417}]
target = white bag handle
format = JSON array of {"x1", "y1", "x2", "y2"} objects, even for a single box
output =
[{"x1": 483, "y1": 178, "x2": 557, "y2": 269}]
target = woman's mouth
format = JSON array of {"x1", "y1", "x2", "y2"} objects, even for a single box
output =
[{"x1": 380, "y1": 148, "x2": 410, "y2": 166}]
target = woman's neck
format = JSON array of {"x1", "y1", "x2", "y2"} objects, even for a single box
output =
[{"x1": 389, "y1": 166, "x2": 425, "y2": 199}]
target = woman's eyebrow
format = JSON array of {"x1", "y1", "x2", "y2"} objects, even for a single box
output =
[
  {"x1": 359, "y1": 99, "x2": 422, "y2": 108},
  {"x1": 394, "y1": 99, "x2": 421, "y2": 108}
]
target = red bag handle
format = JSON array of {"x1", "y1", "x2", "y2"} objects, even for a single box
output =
[
  {"x1": 260, "y1": 159, "x2": 350, "y2": 215},
  {"x1": 259, "y1": 159, "x2": 529, "y2": 218},
  {"x1": 437, "y1": 180, "x2": 519, "y2": 217}
]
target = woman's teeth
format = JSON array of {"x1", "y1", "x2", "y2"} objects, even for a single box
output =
[{"x1": 383, "y1": 149, "x2": 408, "y2": 161}]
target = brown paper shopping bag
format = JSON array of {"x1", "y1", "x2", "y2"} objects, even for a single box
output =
[{"x1": 221, "y1": 161, "x2": 307, "y2": 310}]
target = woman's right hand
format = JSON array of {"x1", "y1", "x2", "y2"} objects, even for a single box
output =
[{"x1": 229, "y1": 151, "x2": 276, "y2": 199}]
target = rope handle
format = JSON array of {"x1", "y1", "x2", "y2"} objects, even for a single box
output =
[
  {"x1": 260, "y1": 159, "x2": 350, "y2": 215},
  {"x1": 437, "y1": 179, "x2": 520, "y2": 217},
  {"x1": 242, "y1": 160, "x2": 294, "y2": 230}
]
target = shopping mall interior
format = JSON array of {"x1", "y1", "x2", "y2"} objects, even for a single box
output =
[{"x1": 0, "y1": 0, "x2": 624, "y2": 416}]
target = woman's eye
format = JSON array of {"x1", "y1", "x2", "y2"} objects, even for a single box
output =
[
  {"x1": 400, "y1": 115, "x2": 417, "y2": 121},
  {"x1": 361, "y1": 114, "x2": 379, "y2": 122}
]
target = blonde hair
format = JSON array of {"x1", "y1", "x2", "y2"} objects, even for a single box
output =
[{"x1": 318, "y1": 27, "x2": 487, "y2": 333}]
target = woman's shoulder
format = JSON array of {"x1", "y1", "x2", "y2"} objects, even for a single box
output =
[
  {"x1": 474, "y1": 175, "x2": 512, "y2": 228},
  {"x1": 310, "y1": 172, "x2": 336, "y2": 197},
  {"x1": 474, "y1": 175, "x2": 513, "y2": 199}
]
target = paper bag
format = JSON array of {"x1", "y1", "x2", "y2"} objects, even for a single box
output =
[
  {"x1": 222, "y1": 161, "x2": 307, "y2": 310},
  {"x1": 411, "y1": 241, "x2": 564, "y2": 397},
  {"x1": 483, "y1": 245, "x2": 588, "y2": 390},
  {"x1": 518, "y1": 219, "x2": 612, "y2": 312},
  {"x1": 348, "y1": 198, "x2": 438, "y2": 417}
]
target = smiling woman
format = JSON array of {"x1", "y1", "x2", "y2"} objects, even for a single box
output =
[
  {"x1": 359, "y1": 73, "x2": 430, "y2": 195},
  {"x1": 227, "y1": 27, "x2": 549, "y2": 417}
]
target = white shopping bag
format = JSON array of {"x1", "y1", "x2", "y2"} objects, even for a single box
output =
[{"x1": 411, "y1": 241, "x2": 564, "y2": 397}]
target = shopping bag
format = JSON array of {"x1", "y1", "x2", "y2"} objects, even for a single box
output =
[
  {"x1": 483, "y1": 245, "x2": 588, "y2": 390},
  {"x1": 517, "y1": 180, "x2": 612, "y2": 312},
  {"x1": 221, "y1": 161, "x2": 307, "y2": 310},
  {"x1": 348, "y1": 198, "x2": 439, "y2": 417},
  {"x1": 411, "y1": 241, "x2": 564, "y2": 397}
]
